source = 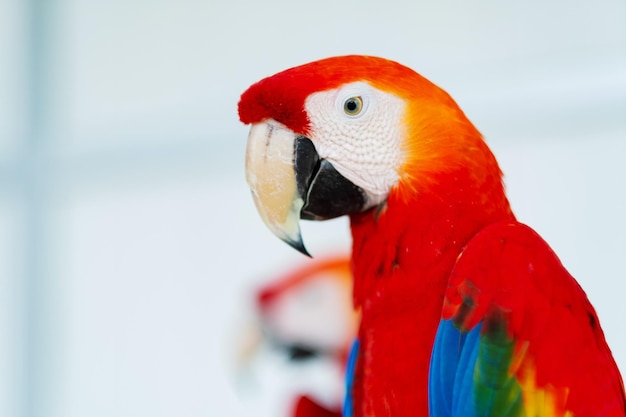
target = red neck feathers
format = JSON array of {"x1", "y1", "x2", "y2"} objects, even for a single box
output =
[
  {"x1": 348, "y1": 88, "x2": 514, "y2": 416},
  {"x1": 351, "y1": 72, "x2": 514, "y2": 308}
]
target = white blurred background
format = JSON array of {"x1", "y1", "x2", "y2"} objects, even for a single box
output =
[{"x1": 1, "y1": 1, "x2": 625, "y2": 416}]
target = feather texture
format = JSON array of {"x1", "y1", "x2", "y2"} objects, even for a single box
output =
[
  {"x1": 238, "y1": 56, "x2": 626, "y2": 417},
  {"x1": 430, "y1": 221, "x2": 625, "y2": 417}
]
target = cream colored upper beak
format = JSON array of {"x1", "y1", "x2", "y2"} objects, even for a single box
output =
[{"x1": 245, "y1": 121, "x2": 307, "y2": 254}]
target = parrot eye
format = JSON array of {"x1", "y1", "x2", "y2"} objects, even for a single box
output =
[{"x1": 343, "y1": 96, "x2": 363, "y2": 116}]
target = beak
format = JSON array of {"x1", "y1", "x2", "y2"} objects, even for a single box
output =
[
  {"x1": 245, "y1": 121, "x2": 366, "y2": 256},
  {"x1": 245, "y1": 122, "x2": 309, "y2": 255}
]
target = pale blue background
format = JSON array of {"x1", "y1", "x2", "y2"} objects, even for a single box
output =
[{"x1": 1, "y1": 1, "x2": 625, "y2": 416}]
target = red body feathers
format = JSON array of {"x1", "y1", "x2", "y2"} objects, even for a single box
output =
[{"x1": 238, "y1": 56, "x2": 626, "y2": 417}]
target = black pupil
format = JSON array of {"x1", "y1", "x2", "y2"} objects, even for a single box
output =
[{"x1": 346, "y1": 99, "x2": 358, "y2": 112}]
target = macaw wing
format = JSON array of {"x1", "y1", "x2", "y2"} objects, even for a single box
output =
[{"x1": 429, "y1": 222, "x2": 625, "y2": 417}]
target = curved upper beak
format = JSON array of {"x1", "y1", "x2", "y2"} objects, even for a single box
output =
[
  {"x1": 245, "y1": 121, "x2": 309, "y2": 255},
  {"x1": 245, "y1": 120, "x2": 366, "y2": 256}
]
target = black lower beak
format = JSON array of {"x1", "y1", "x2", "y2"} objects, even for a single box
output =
[{"x1": 294, "y1": 137, "x2": 367, "y2": 221}]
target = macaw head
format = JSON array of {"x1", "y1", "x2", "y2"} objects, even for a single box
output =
[{"x1": 238, "y1": 55, "x2": 506, "y2": 254}]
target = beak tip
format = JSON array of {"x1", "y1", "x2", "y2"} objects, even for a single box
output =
[{"x1": 286, "y1": 237, "x2": 312, "y2": 258}]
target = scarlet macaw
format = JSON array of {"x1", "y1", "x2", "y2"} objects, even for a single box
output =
[{"x1": 238, "y1": 56, "x2": 625, "y2": 416}]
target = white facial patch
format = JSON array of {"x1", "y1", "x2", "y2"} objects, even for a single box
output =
[{"x1": 304, "y1": 82, "x2": 405, "y2": 208}]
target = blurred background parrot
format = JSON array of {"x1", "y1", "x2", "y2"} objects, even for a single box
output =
[
  {"x1": 238, "y1": 56, "x2": 626, "y2": 416},
  {"x1": 236, "y1": 255, "x2": 357, "y2": 417}
]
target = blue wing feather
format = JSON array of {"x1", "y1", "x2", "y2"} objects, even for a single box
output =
[
  {"x1": 430, "y1": 316, "x2": 524, "y2": 417},
  {"x1": 453, "y1": 324, "x2": 480, "y2": 417},
  {"x1": 343, "y1": 338, "x2": 359, "y2": 417},
  {"x1": 430, "y1": 319, "x2": 482, "y2": 417},
  {"x1": 429, "y1": 319, "x2": 456, "y2": 417}
]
